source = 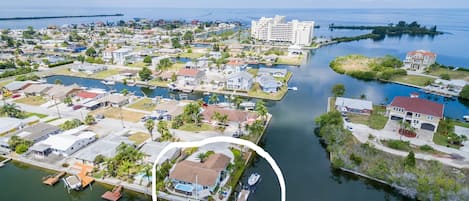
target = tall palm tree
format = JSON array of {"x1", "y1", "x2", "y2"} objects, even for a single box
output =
[
  {"x1": 0, "y1": 103, "x2": 23, "y2": 118},
  {"x1": 145, "y1": 119, "x2": 155, "y2": 140},
  {"x1": 232, "y1": 96, "x2": 243, "y2": 109},
  {"x1": 255, "y1": 100, "x2": 268, "y2": 121},
  {"x1": 197, "y1": 153, "x2": 208, "y2": 163},
  {"x1": 209, "y1": 94, "x2": 219, "y2": 105}
]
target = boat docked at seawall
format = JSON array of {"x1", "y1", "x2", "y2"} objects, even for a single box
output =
[
  {"x1": 101, "y1": 80, "x2": 116, "y2": 85},
  {"x1": 288, "y1": 86, "x2": 298, "y2": 91},
  {"x1": 248, "y1": 173, "x2": 261, "y2": 186},
  {"x1": 464, "y1": 115, "x2": 469, "y2": 122}
]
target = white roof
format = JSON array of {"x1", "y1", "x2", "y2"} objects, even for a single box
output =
[
  {"x1": 335, "y1": 97, "x2": 373, "y2": 111},
  {"x1": 0, "y1": 118, "x2": 23, "y2": 134},
  {"x1": 140, "y1": 141, "x2": 180, "y2": 164},
  {"x1": 41, "y1": 131, "x2": 96, "y2": 151}
]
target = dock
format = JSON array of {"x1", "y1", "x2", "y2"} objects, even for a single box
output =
[
  {"x1": 237, "y1": 189, "x2": 250, "y2": 201},
  {"x1": 101, "y1": 185, "x2": 123, "y2": 201},
  {"x1": 75, "y1": 163, "x2": 95, "y2": 188},
  {"x1": 0, "y1": 157, "x2": 12, "y2": 168},
  {"x1": 43, "y1": 171, "x2": 66, "y2": 186}
]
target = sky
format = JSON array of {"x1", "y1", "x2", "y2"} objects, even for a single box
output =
[{"x1": 2, "y1": 0, "x2": 469, "y2": 9}]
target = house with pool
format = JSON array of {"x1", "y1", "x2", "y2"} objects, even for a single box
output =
[{"x1": 168, "y1": 153, "x2": 232, "y2": 198}]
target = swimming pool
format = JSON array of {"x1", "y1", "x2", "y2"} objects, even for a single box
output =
[{"x1": 175, "y1": 183, "x2": 194, "y2": 192}]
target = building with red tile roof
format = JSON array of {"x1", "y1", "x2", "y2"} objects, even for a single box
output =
[{"x1": 404, "y1": 50, "x2": 437, "y2": 72}]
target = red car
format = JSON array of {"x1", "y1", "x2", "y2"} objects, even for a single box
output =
[
  {"x1": 11, "y1": 94, "x2": 21, "y2": 99},
  {"x1": 72, "y1": 105, "x2": 83, "y2": 110}
]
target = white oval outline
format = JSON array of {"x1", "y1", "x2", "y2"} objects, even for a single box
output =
[{"x1": 152, "y1": 136, "x2": 286, "y2": 201}]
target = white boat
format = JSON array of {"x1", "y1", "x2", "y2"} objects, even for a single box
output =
[
  {"x1": 464, "y1": 115, "x2": 469, "y2": 122},
  {"x1": 248, "y1": 173, "x2": 261, "y2": 186},
  {"x1": 101, "y1": 80, "x2": 115, "y2": 85},
  {"x1": 288, "y1": 86, "x2": 298, "y2": 91},
  {"x1": 203, "y1": 91, "x2": 211, "y2": 96},
  {"x1": 63, "y1": 175, "x2": 82, "y2": 190}
]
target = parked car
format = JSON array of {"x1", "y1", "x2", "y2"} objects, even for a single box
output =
[
  {"x1": 95, "y1": 114, "x2": 105, "y2": 119},
  {"x1": 72, "y1": 105, "x2": 83, "y2": 110},
  {"x1": 11, "y1": 94, "x2": 21, "y2": 99}
]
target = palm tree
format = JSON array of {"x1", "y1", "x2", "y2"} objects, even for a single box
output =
[
  {"x1": 0, "y1": 103, "x2": 23, "y2": 118},
  {"x1": 209, "y1": 94, "x2": 219, "y2": 105},
  {"x1": 121, "y1": 88, "x2": 129, "y2": 96},
  {"x1": 63, "y1": 96, "x2": 73, "y2": 106},
  {"x1": 255, "y1": 100, "x2": 268, "y2": 121},
  {"x1": 145, "y1": 119, "x2": 155, "y2": 140},
  {"x1": 360, "y1": 94, "x2": 367, "y2": 100},
  {"x1": 197, "y1": 153, "x2": 208, "y2": 163},
  {"x1": 232, "y1": 96, "x2": 243, "y2": 109}
]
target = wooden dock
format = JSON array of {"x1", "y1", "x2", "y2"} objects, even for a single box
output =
[
  {"x1": 0, "y1": 158, "x2": 12, "y2": 168},
  {"x1": 42, "y1": 171, "x2": 66, "y2": 186},
  {"x1": 237, "y1": 189, "x2": 250, "y2": 201},
  {"x1": 101, "y1": 185, "x2": 123, "y2": 201}
]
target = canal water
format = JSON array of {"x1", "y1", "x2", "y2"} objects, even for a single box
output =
[{"x1": 1, "y1": 8, "x2": 469, "y2": 201}]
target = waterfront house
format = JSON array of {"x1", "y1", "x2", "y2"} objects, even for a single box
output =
[
  {"x1": 0, "y1": 117, "x2": 29, "y2": 136},
  {"x1": 226, "y1": 71, "x2": 254, "y2": 91},
  {"x1": 387, "y1": 95, "x2": 444, "y2": 132},
  {"x1": 169, "y1": 153, "x2": 231, "y2": 196},
  {"x1": 74, "y1": 134, "x2": 134, "y2": 165},
  {"x1": 22, "y1": 84, "x2": 53, "y2": 96},
  {"x1": 14, "y1": 123, "x2": 61, "y2": 143},
  {"x1": 176, "y1": 68, "x2": 205, "y2": 86},
  {"x1": 97, "y1": 94, "x2": 129, "y2": 107},
  {"x1": 30, "y1": 131, "x2": 96, "y2": 157},
  {"x1": 208, "y1": 51, "x2": 222, "y2": 59},
  {"x1": 3, "y1": 81, "x2": 34, "y2": 93},
  {"x1": 46, "y1": 84, "x2": 82, "y2": 101},
  {"x1": 139, "y1": 141, "x2": 181, "y2": 164},
  {"x1": 335, "y1": 97, "x2": 373, "y2": 115},
  {"x1": 256, "y1": 74, "x2": 282, "y2": 93},
  {"x1": 102, "y1": 47, "x2": 117, "y2": 63},
  {"x1": 201, "y1": 105, "x2": 259, "y2": 125},
  {"x1": 70, "y1": 63, "x2": 107, "y2": 74},
  {"x1": 258, "y1": 67, "x2": 287, "y2": 78},
  {"x1": 403, "y1": 50, "x2": 437, "y2": 72}
]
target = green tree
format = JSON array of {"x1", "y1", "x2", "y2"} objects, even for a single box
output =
[
  {"x1": 182, "y1": 31, "x2": 194, "y2": 43},
  {"x1": 209, "y1": 94, "x2": 219, "y2": 104},
  {"x1": 145, "y1": 119, "x2": 155, "y2": 140},
  {"x1": 331, "y1": 84, "x2": 346, "y2": 97},
  {"x1": 440, "y1": 73, "x2": 450, "y2": 80},
  {"x1": 120, "y1": 88, "x2": 129, "y2": 96},
  {"x1": 139, "y1": 67, "x2": 152, "y2": 81},
  {"x1": 84, "y1": 114, "x2": 96, "y2": 125},
  {"x1": 143, "y1": 56, "x2": 152, "y2": 64},
  {"x1": 255, "y1": 100, "x2": 268, "y2": 121},
  {"x1": 404, "y1": 151, "x2": 416, "y2": 168},
  {"x1": 85, "y1": 47, "x2": 97, "y2": 57},
  {"x1": 0, "y1": 103, "x2": 24, "y2": 118},
  {"x1": 197, "y1": 152, "x2": 208, "y2": 163},
  {"x1": 232, "y1": 96, "x2": 243, "y2": 109},
  {"x1": 54, "y1": 79, "x2": 62, "y2": 85},
  {"x1": 63, "y1": 96, "x2": 73, "y2": 106},
  {"x1": 60, "y1": 119, "x2": 83, "y2": 130},
  {"x1": 171, "y1": 37, "x2": 181, "y2": 48},
  {"x1": 459, "y1": 85, "x2": 469, "y2": 100},
  {"x1": 77, "y1": 55, "x2": 85, "y2": 63},
  {"x1": 157, "y1": 58, "x2": 173, "y2": 70}
]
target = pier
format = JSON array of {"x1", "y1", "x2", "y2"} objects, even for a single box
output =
[
  {"x1": 0, "y1": 14, "x2": 124, "y2": 21},
  {"x1": 102, "y1": 185, "x2": 123, "y2": 201},
  {"x1": 43, "y1": 171, "x2": 66, "y2": 186},
  {"x1": 0, "y1": 157, "x2": 12, "y2": 168}
]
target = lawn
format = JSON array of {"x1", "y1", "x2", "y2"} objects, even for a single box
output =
[
  {"x1": 148, "y1": 79, "x2": 170, "y2": 87},
  {"x1": 0, "y1": 80, "x2": 12, "y2": 87},
  {"x1": 247, "y1": 68, "x2": 258, "y2": 76},
  {"x1": 390, "y1": 75, "x2": 435, "y2": 87},
  {"x1": 178, "y1": 123, "x2": 214, "y2": 132},
  {"x1": 14, "y1": 96, "x2": 48, "y2": 106},
  {"x1": 24, "y1": 112, "x2": 48, "y2": 119},
  {"x1": 89, "y1": 69, "x2": 120, "y2": 79},
  {"x1": 275, "y1": 55, "x2": 303, "y2": 66},
  {"x1": 178, "y1": 52, "x2": 204, "y2": 59},
  {"x1": 167, "y1": 63, "x2": 185, "y2": 71},
  {"x1": 348, "y1": 105, "x2": 388, "y2": 130},
  {"x1": 247, "y1": 83, "x2": 288, "y2": 101},
  {"x1": 427, "y1": 67, "x2": 469, "y2": 81},
  {"x1": 127, "y1": 98, "x2": 157, "y2": 112},
  {"x1": 90, "y1": 107, "x2": 146, "y2": 123},
  {"x1": 433, "y1": 132, "x2": 461, "y2": 149},
  {"x1": 128, "y1": 132, "x2": 151, "y2": 145},
  {"x1": 127, "y1": 62, "x2": 149, "y2": 68}
]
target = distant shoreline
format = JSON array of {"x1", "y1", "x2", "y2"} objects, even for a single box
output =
[{"x1": 0, "y1": 14, "x2": 124, "y2": 21}]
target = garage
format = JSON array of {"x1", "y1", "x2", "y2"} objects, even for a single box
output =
[
  {"x1": 421, "y1": 123, "x2": 436, "y2": 131},
  {"x1": 390, "y1": 116, "x2": 403, "y2": 121}
]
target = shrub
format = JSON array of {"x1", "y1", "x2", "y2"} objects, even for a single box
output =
[
  {"x1": 420, "y1": 145, "x2": 434, "y2": 152},
  {"x1": 440, "y1": 73, "x2": 450, "y2": 80},
  {"x1": 384, "y1": 140, "x2": 411, "y2": 151},
  {"x1": 349, "y1": 153, "x2": 363, "y2": 165}
]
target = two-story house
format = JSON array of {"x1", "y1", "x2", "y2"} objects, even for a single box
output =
[
  {"x1": 226, "y1": 71, "x2": 254, "y2": 91},
  {"x1": 176, "y1": 69, "x2": 205, "y2": 86},
  {"x1": 403, "y1": 50, "x2": 437, "y2": 72},
  {"x1": 387, "y1": 95, "x2": 444, "y2": 133},
  {"x1": 169, "y1": 153, "x2": 231, "y2": 197}
]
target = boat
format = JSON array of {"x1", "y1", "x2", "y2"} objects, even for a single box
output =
[
  {"x1": 63, "y1": 175, "x2": 82, "y2": 191},
  {"x1": 237, "y1": 189, "x2": 250, "y2": 201},
  {"x1": 240, "y1": 101, "x2": 255, "y2": 110},
  {"x1": 248, "y1": 173, "x2": 261, "y2": 186},
  {"x1": 167, "y1": 83, "x2": 179, "y2": 91},
  {"x1": 288, "y1": 86, "x2": 298, "y2": 91},
  {"x1": 101, "y1": 80, "x2": 115, "y2": 85},
  {"x1": 464, "y1": 115, "x2": 469, "y2": 122},
  {"x1": 127, "y1": 82, "x2": 136, "y2": 86},
  {"x1": 101, "y1": 185, "x2": 123, "y2": 201},
  {"x1": 203, "y1": 91, "x2": 211, "y2": 96}
]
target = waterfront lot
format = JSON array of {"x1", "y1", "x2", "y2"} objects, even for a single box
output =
[
  {"x1": 90, "y1": 107, "x2": 146, "y2": 122},
  {"x1": 347, "y1": 105, "x2": 388, "y2": 130},
  {"x1": 427, "y1": 67, "x2": 469, "y2": 81},
  {"x1": 54, "y1": 67, "x2": 120, "y2": 80},
  {"x1": 127, "y1": 98, "x2": 157, "y2": 112},
  {"x1": 390, "y1": 75, "x2": 435, "y2": 87},
  {"x1": 14, "y1": 96, "x2": 47, "y2": 106}
]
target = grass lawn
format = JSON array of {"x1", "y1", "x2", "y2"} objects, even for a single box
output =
[
  {"x1": 90, "y1": 107, "x2": 146, "y2": 123},
  {"x1": 167, "y1": 63, "x2": 185, "y2": 71},
  {"x1": 89, "y1": 69, "x2": 120, "y2": 79},
  {"x1": 247, "y1": 68, "x2": 258, "y2": 76},
  {"x1": 0, "y1": 80, "x2": 13, "y2": 87},
  {"x1": 127, "y1": 98, "x2": 157, "y2": 112},
  {"x1": 433, "y1": 132, "x2": 462, "y2": 149},
  {"x1": 454, "y1": 121, "x2": 469, "y2": 128},
  {"x1": 178, "y1": 52, "x2": 204, "y2": 59},
  {"x1": 148, "y1": 79, "x2": 170, "y2": 87},
  {"x1": 127, "y1": 62, "x2": 149, "y2": 68},
  {"x1": 128, "y1": 132, "x2": 151, "y2": 145},
  {"x1": 348, "y1": 105, "x2": 388, "y2": 130},
  {"x1": 427, "y1": 67, "x2": 469, "y2": 81},
  {"x1": 275, "y1": 56, "x2": 303, "y2": 66},
  {"x1": 24, "y1": 112, "x2": 48, "y2": 119},
  {"x1": 275, "y1": 71, "x2": 293, "y2": 83},
  {"x1": 390, "y1": 75, "x2": 435, "y2": 87},
  {"x1": 178, "y1": 123, "x2": 214, "y2": 132},
  {"x1": 14, "y1": 96, "x2": 48, "y2": 106}
]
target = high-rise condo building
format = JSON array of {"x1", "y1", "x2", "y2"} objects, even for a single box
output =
[{"x1": 251, "y1": 15, "x2": 314, "y2": 46}]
